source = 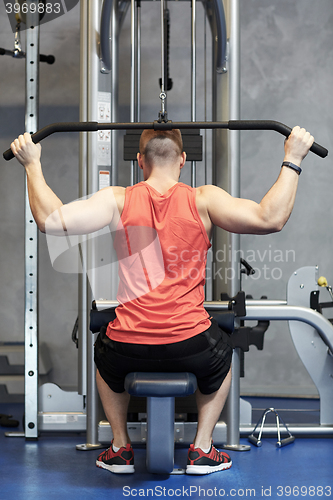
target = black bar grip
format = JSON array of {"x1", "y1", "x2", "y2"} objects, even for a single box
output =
[
  {"x1": 3, "y1": 122, "x2": 101, "y2": 161},
  {"x1": 228, "y1": 120, "x2": 328, "y2": 158},
  {"x1": 0, "y1": 47, "x2": 20, "y2": 57},
  {"x1": 0, "y1": 48, "x2": 10, "y2": 55},
  {"x1": 4, "y1": 148, "x2": 15, "y2": 162},
  {"x1": 4, "y1": 119, "x2": 328, "y2": 160},
  {"x1": 39, "y1": 54, "x2": 55, "y2": 64},
  {"x1": 1, "y1": 47, "x2": 55, "y2": 64}
]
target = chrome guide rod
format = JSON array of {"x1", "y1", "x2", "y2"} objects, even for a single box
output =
[
  {"x1": 130, "y1": 0, "x2": 136, "y2": 123},
  {"x1": 137, "y1": 0, "x2": 141, "y2": 124},
  {"x1": 224, "y1": 0, "x2": 247, "y2": 452},
  {"x1": 130, "y1": 0, "x2": 137, "y2": 185},
  {"x1": 110, "y1": 0, "x2": 120, "y2": 297},
  {"x1": 111, "y1": 0, "x2": 119, "y2": 186},
  {"x1": 240, "y1": 425, "x2": 333, "y2": 438},
  {"x1": 77, "y1": 0, "x2": 117, "y2": 451},
  {"x1": 78, "y1": 0, "x2": 88, "y2": 398},
  {"x1": 136, "y1": 0, "x2": 141, "y2": 182},
  {"x1": 191, "y1": 0, "x2": 196, "y2": 187},
  {"x1": 78, "y1": 0, "x2": 102, "y2": 450},
  {"x1": 203, "y1": 7, "x2": 208, "y2": 186}
]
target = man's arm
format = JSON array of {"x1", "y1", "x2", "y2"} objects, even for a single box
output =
[
  {"x1": 198, "y1": 126, "x2": 314, "y2": 235},
  {"x1": 11, "y1": 133, "x2": 122, "y2": 235}
]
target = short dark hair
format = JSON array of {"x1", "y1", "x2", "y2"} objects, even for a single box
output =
[{"x1": 139, "y1": 129, "x2": 183, "y2": 166}]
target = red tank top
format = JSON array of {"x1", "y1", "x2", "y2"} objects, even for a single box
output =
[{"x1": 106, "y1": 181, "x2": 211, "y2": 344}]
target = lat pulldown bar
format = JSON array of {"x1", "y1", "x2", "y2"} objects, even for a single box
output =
[{"x1": 3, "y1": 119, "x2": 328, "y2": 161}]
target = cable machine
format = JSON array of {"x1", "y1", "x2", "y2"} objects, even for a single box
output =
[
  {"x1": 4, "y1": 0, "x2": 330, "y2": 451},
  {"x1": 81, "y1": 0, "x2": 238, "y2": 451}
]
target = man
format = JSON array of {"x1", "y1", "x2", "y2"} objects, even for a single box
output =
[{"x1": 11, "y1": 126, "x2": 314, "y2": 475}]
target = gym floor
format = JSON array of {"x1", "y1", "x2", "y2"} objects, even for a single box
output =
[{"x1": 0, "y1": 400, "x2": 332, "y2": 500}]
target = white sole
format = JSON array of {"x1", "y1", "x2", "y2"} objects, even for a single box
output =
[
  {"x1": 186, "y1": 460, "x2": 232, "y2": 475},
  {"x1": 96, "y1": 460, "x2": 135, "y2": 474}
]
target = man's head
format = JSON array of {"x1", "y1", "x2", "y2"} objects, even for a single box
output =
[{"x1": 138, "y1": 129, "x2": 184, "y2": 167}]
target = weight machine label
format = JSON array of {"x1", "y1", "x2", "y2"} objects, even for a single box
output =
[
  {"x1": 43, "y1": 415, "x2": 67, "y2": 424},
  {"x1": 99, "y1": 170, "x2": 110, "y2": 190},
  {"x1": 97, "y1": 92, "x2": 111, "y2": 167},
  {"x1": 42, "y1": 414, "x2": 79, "y2": 424}
]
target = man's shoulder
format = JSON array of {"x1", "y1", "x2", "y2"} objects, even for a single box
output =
[
  {"x1": 195, "y1": 184, "x2": 219, "y2": 200},
  {"x1": 110, "y1": 186, "x2": 126, "y2": 195},
  {"x1": 98, "y1": 185, "x2": 126, "y2": 202},
  {"x1": 195, "y1": 185, "x2": 230, "y2": 215},
  {"x1": 97, "y1": 186, "x2": 126, "y2": 215}
]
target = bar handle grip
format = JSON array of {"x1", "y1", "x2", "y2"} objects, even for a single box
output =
[
  {"x1": 229, "y1": 120, "x2": 328, "y2": 158},
  {"x1": 277, "y1": 436, "x2": 295, "y2": 448},
  {"x1": 39, "y1": 54, "x2": 55, "y2": 64},
  {"x1": 3, "y1": 122, "x2": 100, "y2": 161}
]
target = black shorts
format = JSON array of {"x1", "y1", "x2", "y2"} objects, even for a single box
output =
[{"x1": 94, "y1": 318, "x2": 233, "y2": 395}]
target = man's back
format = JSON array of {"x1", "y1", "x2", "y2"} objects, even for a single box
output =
[{"x1": 106, "y1": 181, "x2": 212, "y2": 344}]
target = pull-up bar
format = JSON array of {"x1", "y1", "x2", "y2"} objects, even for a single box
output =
[{"x1": 3, "y1": 119, "x2": 328, "y2": 161}]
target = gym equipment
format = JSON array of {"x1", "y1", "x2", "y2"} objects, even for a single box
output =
[
  {"x1": 3, "y1": 119, "x2": 328, "y2": 161},
  {"x1": 0, "y1": 18, "x2": 55, "y2": 64},
  {"x1": 23, "y1": 2, "x2": 40, "y2": 441},
  {"x1": 0, "y1": 46, "x2": 55, "y2": 64},
  {"x1": 5, "y1": 0, "x2": 330, "y2": 455},
  {"x1": 91, "y1": 272, "x2": 333, "y2": 452},
  {"x1": 124, "y1": 128, "x2": 203, "y2": 161},
  {"x1": 238, "y1": 266, "x2": 333, "y2": 439},
  {"x1": 287, "y1": 267, "x2": 333, "y2": 426},
  {"x1": 248, "y1": 408, "x2": 295, "y2": 448},
  {"x1": 125, "y1": 372, "x2": 197, "y2": 474}
]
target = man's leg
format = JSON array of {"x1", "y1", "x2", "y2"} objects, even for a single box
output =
[
  {"x1": 96, "y1": 369, "x2": 131, "y2": 448},
  {"x1": 193, "y1": 367, "x2": 232, "y2": 450}
]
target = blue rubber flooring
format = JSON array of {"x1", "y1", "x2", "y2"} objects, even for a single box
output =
[{"x1": 0, "y1": 403, "x2": 332, "y2": 500}]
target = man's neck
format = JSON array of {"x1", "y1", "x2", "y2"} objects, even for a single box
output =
[
  {"x1": 144, "y1": 178, "x2": 179, "y2": 195},
  {"x1": 144, "y1": 168, "x2": 180, "y2": 195}
]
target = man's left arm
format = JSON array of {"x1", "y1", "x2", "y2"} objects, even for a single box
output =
[{"x1": 202, "y1": 126, "x2": 314, "y2": 235}]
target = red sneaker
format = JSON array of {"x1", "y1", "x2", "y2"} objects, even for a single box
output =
[
  {"x1": 96, "y1": 441, "x2": 135, "y2": 474},
  {"x1": 186, "y1": 443, "x2": 232, "y2": 475}
]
